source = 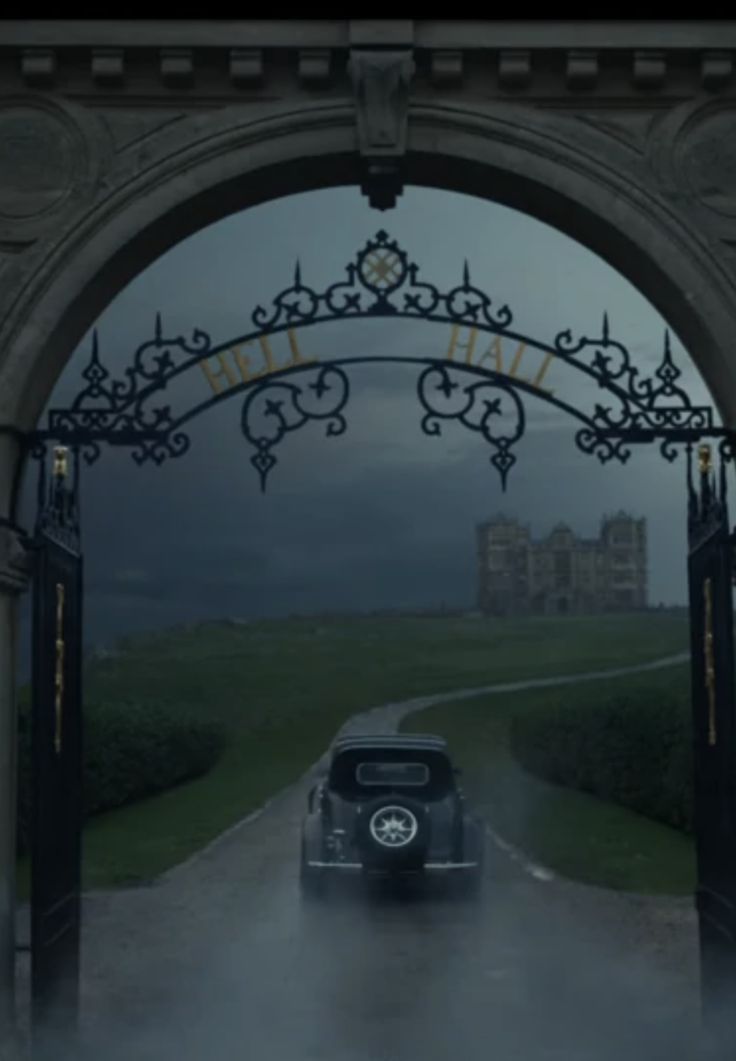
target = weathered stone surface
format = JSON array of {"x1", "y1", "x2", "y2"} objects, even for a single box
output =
[
  {"x1": 229, "y1": 48, "x2": 263, "y2": 84},
  {"x1": 0, "y1": 104, "x2": 76, "y2": 220},
  {"x1": 0, "y1": 527, "x2": 30, "y2": 596},
  {"x1": 348, "y1": 47, "x2": 414, "y2": 209},
  {"x1": 566, "y1": 49, "x2": 598, "y2": 89},
  {"x1": 683, "y1": 108, "x2": 736, "y2": 218},
  {"x1": 574, "y1": 109, "x2": 661, "y2": 155},
  {"x1": 348, "y1": 49, "x2": 414, "y2": 155}
]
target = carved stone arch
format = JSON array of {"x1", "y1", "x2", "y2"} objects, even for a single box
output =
[{"x1": 3, "y1": 97, "x2": 736, "y2": 515}]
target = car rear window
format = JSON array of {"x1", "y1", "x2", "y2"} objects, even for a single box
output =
[{"x1": 355, "y1": 761, "x2": 430, "y2": 786}]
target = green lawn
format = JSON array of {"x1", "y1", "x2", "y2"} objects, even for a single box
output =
[
  {"x1": 18, "y1": 611, "x2": 690, "y2": 892},
  {"x1": 403, "y1": 662, "x2": 695, "y2": 895}
]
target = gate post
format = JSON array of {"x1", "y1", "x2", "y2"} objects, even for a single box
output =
[
  {"x1": 27, "y1": 446, "x2": 83, "y2": 1061},
  {"x1": 0, "y1": 523, "x2": 32, "y2": 1060},
  {"x1": 687, "y1": 442, "x2": 736, "y2": 1059}
]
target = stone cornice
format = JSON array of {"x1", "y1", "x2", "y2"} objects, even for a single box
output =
[
  {"x1": 2, "y1": 20, "x2": 736, "y2": 50},
  {"x1": 0, "y1": 42, "x2": 733, "y2": 95},
  {"x1": 1, "y1": 23, "x2": 735, "y2": 96}
]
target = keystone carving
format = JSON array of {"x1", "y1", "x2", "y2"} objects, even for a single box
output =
[{"x1": 348, "y1": 48, "x2": 414, "y2": 211}]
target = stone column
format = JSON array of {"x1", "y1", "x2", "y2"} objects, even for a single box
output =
[{"x1": 0, "y1": 525, "x2": 31, "y2": 1059}]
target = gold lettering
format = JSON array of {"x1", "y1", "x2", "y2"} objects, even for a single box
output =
[
  {"x1": 476, "y1": 335, "x2": 505, "y2": 374},
  {"x1": 508, "y1": 342, "x2": 526, "y2": 379},
  {"x1": 199, "y1": 352, "x2": 239, "y2": 395},
  {"x1": 230, "y1": 344, "x2": 256, "y2": 383},
  {"x1": 446, "y1": 325, "x2": 479, "y2": 365},
  {"x1": 704, "y1": 578, "x2": 717, "y2": 746},
  {"x1": 531, "y1": 351, "x2": 555, "y2": 396},
  {"x1": 54, "y1": 582, "x2": 65, "y2": 755},
  {"x1": 286, "y1": 328, "x2": 315, "y2": 367},
  {"x1": 254, "y1": 336, "x2": 278, "y2": 377},
  {"x1": 449, "y1": 328, "x2": 555, "y2": 396},
  {"x1": 200, "y1": 330, "x2": 315, "y2": 394}
]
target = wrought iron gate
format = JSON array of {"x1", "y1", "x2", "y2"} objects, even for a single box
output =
[
  {"x1": 10, "y1": 232, "x2": 736, "y2": 1052},
  {"x1": 30, "y1": 446, "x2": 83, "y2": 1054},
  {"x1": 688, "y1": 442, "x2": 736, "y2": 1058}
]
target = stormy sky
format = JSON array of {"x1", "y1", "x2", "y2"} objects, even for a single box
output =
[{"x1": 16, "y1": 186, "x2": 717, "y2": 654}]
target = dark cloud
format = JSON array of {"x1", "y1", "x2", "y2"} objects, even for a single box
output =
[{"x1": 15, "y1": 187, "x2": 711, "y2": 661}]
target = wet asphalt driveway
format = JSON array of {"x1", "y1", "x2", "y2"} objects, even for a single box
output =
[{"x1": 19, "y1": 657, "x2": 700, "y2": 1061}]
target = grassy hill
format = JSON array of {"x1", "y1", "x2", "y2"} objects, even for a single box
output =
[
  {"x1": 404, "y1": 662, "x2": 694, "y2": 895},
  {"x1": 19, "y1": 611, "x2": 690, "y2": 891}
]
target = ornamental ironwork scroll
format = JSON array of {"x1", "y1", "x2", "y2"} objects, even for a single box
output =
[{"x1": 21, "y1": 230, "x2": 734, "y2": 492}]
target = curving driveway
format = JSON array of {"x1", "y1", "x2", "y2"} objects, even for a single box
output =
[{"x1": 18, "y1": 653, "x2": 698, "y2": 1060}]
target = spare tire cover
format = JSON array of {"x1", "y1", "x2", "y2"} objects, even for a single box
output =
[{"x1": 356, "y1": 795, "x2": 429, "y2": 865}]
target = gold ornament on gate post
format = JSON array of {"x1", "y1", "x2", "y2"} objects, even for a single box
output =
[
  {"x1": 53, "y1": 444, "x2": 68, "y2": 479},
  {"x1": 698, "y1": 442, "x2": 713, "y2": 476}
]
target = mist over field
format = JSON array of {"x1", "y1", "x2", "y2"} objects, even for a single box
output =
[
  {"x1": 15, "y1": 187, "x2": 709, "y2": 671},
  {"x1": 16, "y1": 187, "x2": 710, "y2": 1061}
]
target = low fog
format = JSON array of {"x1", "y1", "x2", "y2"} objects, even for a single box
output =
[
  {"x1": 35, "y1": 708, "x2": 699, "y2": 1061},
  {"x1": 17, "y1": 188, "x2": 710, "y2": 1059}
]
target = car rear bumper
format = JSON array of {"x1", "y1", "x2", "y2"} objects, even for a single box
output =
[{"x1": 306, "y1": 860, "x2": 480, "y2": 872}]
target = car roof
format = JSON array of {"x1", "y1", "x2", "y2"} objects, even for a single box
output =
[{"x1": 331, "y1": 733, "x2": 448, "y2": 754}]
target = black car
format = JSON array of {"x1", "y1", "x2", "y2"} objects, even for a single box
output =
[{"x1": 299, "y1": 733, "x2": 485, "y2": 898}]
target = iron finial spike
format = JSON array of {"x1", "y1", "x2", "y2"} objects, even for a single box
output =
[
  {"x1": 602, "y1": 312, "x2": 610, "y2": 343},
  {"x1": 91, "y1": 328, "x2": 100, "y2": 363},
  {"x1": 294, "y1": 260, "x2": 302, "y2": 288},
  {"x1": 463, "y1": 260, "x2": 470, "y2": 288},
  {"x1": 155, "y1": 312, "x2": 163, "y2": 342},
  {"x1": 663, "y1": 329, "x2": 673, "y2": 361}
]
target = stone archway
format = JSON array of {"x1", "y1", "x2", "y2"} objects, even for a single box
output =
[
  {"x1": 4, "y1": 21, "x2": 736, "y2": 1054},
  {"x1": 4, "y1": 98, "x2": 736, "y2": 493}
]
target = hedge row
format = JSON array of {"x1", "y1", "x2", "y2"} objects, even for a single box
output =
[
  {"x1": 509, "y1": 686, "x2": 693, "y2": 834},
  {"x1": 17, "y1": 700, "x2": 226, "y2": 854}
]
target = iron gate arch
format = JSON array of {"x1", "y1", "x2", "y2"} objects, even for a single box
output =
[
  {"x1": 13, "y1": 230, "x2": 736, "y2": 1059},
  {"x1": 27, "y1": 230, "x2": 729, "y2": 486}
]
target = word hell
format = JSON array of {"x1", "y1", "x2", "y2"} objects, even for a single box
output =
[
  {"x1": 199, "y1": 329, "x2": 314, "y2": 395},
  {"x1": 446, "y1": 326, "x2": 554, "y2": 395}
]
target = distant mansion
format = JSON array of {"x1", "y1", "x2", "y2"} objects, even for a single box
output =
[{"x1": 476, "y1": 513, "x2": 647, "y2": 616}]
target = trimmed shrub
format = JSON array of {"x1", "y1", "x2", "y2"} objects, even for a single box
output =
[
  {"x1": 16, "y1": 700, "x2": 225, "y2": 855},
  {"x1": 509, "y1": 686, "x2": 693, "y2": 833}
]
